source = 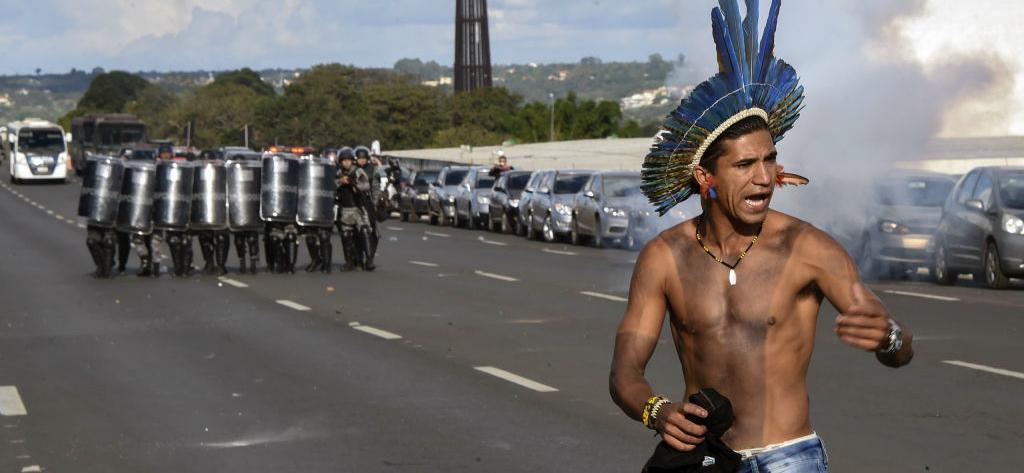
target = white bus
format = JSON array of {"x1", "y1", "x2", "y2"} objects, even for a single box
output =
[{"x1": 4, "y1": 118, "x2": 69, "y2": 184}]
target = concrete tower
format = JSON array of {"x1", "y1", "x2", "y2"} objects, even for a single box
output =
[{"x1": 454, "y1": 0, "x2": 492, "y2": 92}]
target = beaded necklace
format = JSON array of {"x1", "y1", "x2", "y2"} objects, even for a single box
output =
[{"x1": 695, "y1": 216, "x2": 763, "y2": 286}]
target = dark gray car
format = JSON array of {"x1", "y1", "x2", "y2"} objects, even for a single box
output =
[
  {"x1": 934, "y1": 166, "x2": 1024, "y2": 288},
  {"x1": 570, "y1": 171, "x2": 643, "y2": 248},
  {"x1": 399, "y1": 170, "x2": 438, "y2": 222},
  {"x1": 515, "y1": 170, "x2": 551, "y2": 236},
  {"x1": 855, "y1": 172, "x2": 956, "y2": 279},
  {"x1": 488, "y1": 170, "x2": 532, "y2": 233},
  {"x1": 427, "y1": 166, "x2": 470, "y2": 226},
  {"x1": 526, "y1": 170, "x2": 594, "y2": 243}
]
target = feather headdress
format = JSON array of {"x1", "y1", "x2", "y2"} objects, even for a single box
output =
[{"x1": 642, "y1": 0, "x2": 807, "y2": 215}]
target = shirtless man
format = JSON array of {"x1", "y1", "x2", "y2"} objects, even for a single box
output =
[{"x1": 609, "y1": 115, "x2": 914, "y2": 471}]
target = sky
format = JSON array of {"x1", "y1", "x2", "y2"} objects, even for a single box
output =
[{"x1": 0, "y1": 0, "x2": 1021, "y2": 135}]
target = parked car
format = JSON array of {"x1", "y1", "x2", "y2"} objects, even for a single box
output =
[
  {"x1": 526, "y1": 169, "x2": 594, "y2": 243},
  {"x1": 453, "y1": 166, "x2": 494, "y2": 229},
  {"x1": 934, "y1": 166, "x2": 1024, "y2": 288},
  {"x1": 570, "y1": 171, "x2": 644, "y2": 248},
  {"x1": 428, "y1": 165, "x2": 470, "y2": 226},
  {"x1": 399, "y1": 169, "x2": 438, "y2": 222},
  {"x1": 488, "y1": 170, "x2": 532, "y2": 233},
  {"x1": 515, "y1": 170, "x2": 551, "y2": 236},
  {"x1": 853, "y1": 172, "x2": 956, "y2": 279}
]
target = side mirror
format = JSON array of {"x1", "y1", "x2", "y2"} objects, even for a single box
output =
[
  {"x1": 584, "y1": 190, "x2": 595, "y2": 198},
  {"x1": 964, "y1": 199, "x2": 984, "y2": 211},
  {"x1": 539, "y1": 186, "x2": 550, "y2": 194}
]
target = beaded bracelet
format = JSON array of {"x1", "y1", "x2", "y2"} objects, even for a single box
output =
[
  {"x1": 642, "y1": 395, "x2": 667, "y2": 429},
  {"x1": 649, "y1": 398, "x2": 672, "y2": 430}
]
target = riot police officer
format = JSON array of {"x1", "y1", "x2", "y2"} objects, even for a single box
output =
[
  {"x1": 355, "y1": 146, "x2": 380, "y2": 266},
  {"x1": 300, "y1": 149, "x2": 337, "y2": 273},
  {"x1": 335, "y1": 148, "x2": 372, "y2": 271},
  {"x1": 225, "y1": 152, "x2": 262, "y2": 274},
  {"x1": 193, "y1": 150, "x2": 230, "y2": 275},
  {"x1": 155, "y1": 145, "x2": 194, "y2": 277},
  {"x1": 78, "y1": 155, "x2": 124, "y2": 278}
]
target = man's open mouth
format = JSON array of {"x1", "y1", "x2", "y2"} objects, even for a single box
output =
[{"x1": 743, "y1": 192, "x2": 770, "y2": 211}]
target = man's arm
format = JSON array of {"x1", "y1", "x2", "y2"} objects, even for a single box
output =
[
  {"x1": 354, "y1": 169, "x2": 371, "y2": 193},
  {"x1": 610, "y1": 237, "x2": 709, "y2": 450},
  {"x1": 801, "y1": 226, "x2": 914, "y2": 367}
]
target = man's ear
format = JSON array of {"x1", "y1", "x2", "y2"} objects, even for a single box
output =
[{"x1": 693, "y1": 165, "x2": 714, "y2": 188}]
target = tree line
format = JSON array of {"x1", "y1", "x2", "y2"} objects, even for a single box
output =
[{"x1": 59, "y1": 66, "x2": 656, "y2": 151}]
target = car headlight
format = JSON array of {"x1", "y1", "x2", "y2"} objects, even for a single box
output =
[
  {"x1": 554, "y1": 203, "x2": 572, "y2": 215},
  {"x1": 509, "y1": 199, "x2": 519, "y2": 208},
  {"x1": 416, "y1": 193, "x2": 429, "y2": 200},
  {"x1": 448, "y1": 195, "x2": 456, "y2": 203},
  {"x1": 603, "y1": 206, "x2": 627, "y2": 217},
  {"x1": 879, "y1": 220, "x2": 908, "y2": 234},
  {"x1": 1003, "y1": 214, "x2": 1024, "y2": 235},
  {"x1": 477, "y1": 196, "x2": 490, "y2": 205}
]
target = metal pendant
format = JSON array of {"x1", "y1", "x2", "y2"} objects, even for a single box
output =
[{"x1": 729, "y1": 268, "x2": 737, "y2": 286}]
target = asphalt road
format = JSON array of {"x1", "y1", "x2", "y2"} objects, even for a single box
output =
[{"x1": 1, "y1": 169, "x2": 1022, "y2": 472}]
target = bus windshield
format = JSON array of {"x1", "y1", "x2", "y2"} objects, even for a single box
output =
[
  {"x1": 18, "y1": 128, "x2": 65, "y2": 155},
  {"x1": 98, "y1": 124, "x2": 145, "y2": 146}
]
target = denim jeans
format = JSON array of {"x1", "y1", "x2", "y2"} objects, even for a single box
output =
[{"x1": 737, "y1": 435, "x2": 828, "y2": 473}]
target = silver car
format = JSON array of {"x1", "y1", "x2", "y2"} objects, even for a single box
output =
[
  {"x1": 427, "y1": 165, "x2": 470, "y2": 226},
  {"x1": 526, "y1": 169, "x2": 594, "y2": 243},
  {"x1": 515, "y1": 170, "x2": 551, "y2": 236},
  {"x1": 454, "y1": 166, "x2": 495, "y2": 229},
  {"x1": 570, "y1": 171, "x2": 643, "y2": 248}
]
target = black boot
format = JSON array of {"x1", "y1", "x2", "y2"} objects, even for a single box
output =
[
  {"x1": 320, "y1": 236, "x2": 333, "y2": 274},
  {"x1": 305, "y1": 235, "x2": 321, "y2": 272},
  {"x1": 249, "y1": 256, "x2": 259, "y2": 274},
  {"x1": 138, "y1": 256, "x2": 153, "y2": 277},
  {"x1": 215, "y1": 233, "x2": 230, "y2": 276},
  {"x1": 87, "y1": 239, "x2": 105, "y2": 278},
  {"x1": 340, "y1": 230, "x2": 357, "y2": 271},
  {"x1": 359, "y1": 227, "x2": 375, "y2": 272},
  {"x1": 200, "y1": 233, "x2": 215, "y2": 275}
]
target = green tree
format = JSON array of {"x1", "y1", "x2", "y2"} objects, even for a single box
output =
[
  {"x1": 210, "y1": 68, "x2": 275, "y2": 97},
  {"x1": 76, "y1": 71, "x2": 150, "y2": 112}
]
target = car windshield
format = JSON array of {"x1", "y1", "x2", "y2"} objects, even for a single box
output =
[
  {"x1": 604, "y1": 177, "x2": 642, "y2": 197},
  {"x1": 554, "y1": 174, "x2": 590, "y2": 194},
  {"x1": 999, "y1": 171, "x2": 1024, "y2": 209},
  {"x1": 18, "y1": 128, "x2": 65, "y2": 154},
  {"x1": 476, "y1": 175, "x2": 495, "y2": 188},
  {"x1": 445, "y1": 170, "x2": 468, "y2": 185},
  {"x1": 875, "y1": 178, "x2": 953, "y2": 207},
  {"x1": 226, "y1": 152, "x2": 262, "y2": 161},
  {"x1": 414, "y1": 172, "x2": 438, "y2": 186},
  {"x1": 508, "y1": 173, "x2": 530, "y2": 190},
  {"x1": 98, "y1": 124, "x2": 145, "y2": 146},
  {"x1": 127, "y1": 149, "x2": 157, "y2": 161}
]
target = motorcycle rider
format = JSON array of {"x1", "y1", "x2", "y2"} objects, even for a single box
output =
[{"x1": 335, "y1": 148, "x2": 373, "y2": 271}]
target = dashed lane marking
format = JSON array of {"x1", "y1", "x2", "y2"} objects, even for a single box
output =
[
  {"x1": 477, "y1": 236, "x2": 508, "y2": 246},
  {"x1": 943, "y1": 360, "x2": 1024, "y2": 380},
  {"x1": 55, "y1": 214, "x2": 65, "y2": 221},
  {"x1": 45, "y1": 209, "x2": 54, "y2": 215},
  {"x1": 580, "y1": 291, "x2": 628, "y2": 302},
  {"x1": 883, "y1": 290, "x2": 960, "y2": 302},
  {"x1": 386, "y1": 226, "x2": 403, "y2": 231},
  {"x1": 0, "y1": 386, "x2": 27, "y2": 416},
  {"x1": 474, "y1": 366, "x2": 559, "y2": 392},
  {"x1": 474, "y1": 270, "x2": 519, "y2": 282},
  {"x1": 543, "y1": 248, "x2": 577, "y2": 256},
  {"x1": 348, "y1": 322, "x2": 403, "y2": 340},
  {"x1": 21, "y1": 466, "x2": 42, "y2": 473},
  {"x1": 218, "y1": 277, "x2": 249, "y2": 288},
  {"x1": 275, "y1": 299, "x2": 311, "y2": 311},
  {"x1": 76, "y1": 223, "x2": 87, "y2": 230},
  {"x1": 409, "y1": 260, "x2": 440, "y2": 267},
  {"x1": 424, "y1": 231, "x2": 450, "y2": 238}
]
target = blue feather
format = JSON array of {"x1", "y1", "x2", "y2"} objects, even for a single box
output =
[
  {"x1": 743, "y1": 0, "x2": 759, "y2": 80},
  {"x1": 718, "y1": 0, "x2": 749, "y2": 87},
  {"x1": 711, "y1": 8, "x2": 741, "y2": 90},
  {"x1": 756, "y1": 0, "x2": 782, "y2": 81}
]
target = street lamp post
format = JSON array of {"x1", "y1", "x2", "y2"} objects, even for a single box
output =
[{"x1": 548, "y1": 92, "x2": 555, "y2": 142}]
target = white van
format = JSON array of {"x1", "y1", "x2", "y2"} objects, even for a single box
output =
[{"x1": 5, "y1": 118, "x2": 69, "y2": 184}]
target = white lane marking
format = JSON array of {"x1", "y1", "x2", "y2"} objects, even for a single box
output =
[
  {"x1": 45, "y1": 209, "x2": 54, "y2": 215},
  {"x1": 477, "y1": 236, "x2": 508, "y2": 246},
  {"x1": 943, "y1": 360, "x2": 1024, "y2": 380},
  {"x1": 275, "y1": 300, "x2": 311, "y2": 311},
  {"x1": 0, "y1": 386, "x2": 27, "y2": 416},
  {"x1": 543, "y1": 248, "x2": 577, "y2": 256},
  {"x1": 474, "y1": 270, "x2": 518, "y2": 282},
  {"x1": 580, "y1": 291, "x2": 628, "y2": 302},
  {"x1": 883, "y1": 290, "x2": 959, "y2": 302},
  {"x1": 424, "y1": 231, "x2": 450, "y2": 238},
  {"x1": 409, "y1": 260, "x2": 440, "y2": 268},
  {"x1": 21, "y1": 466, "x2": 42, "y2": 473},
  {"x1": 348, "y1": 322, "x2": 402, "y2": 340},
  {"x1": 386, "y1": 226, "x2": 403, "y2": 231},
  {"x1": 474, "y1": 366, "x2": 559, "y2": 392},
  {"x1": 219, "y1": 277, "x2": 249, "y2": 288},
  {"x1": 76, "y1": 223, "x2": 87, "y2": 230},
  {"x1": 55, "y1": 214, "x2": 65, "y2": 221}
]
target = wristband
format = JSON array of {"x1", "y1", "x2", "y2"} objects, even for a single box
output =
[{"x1": 642, "y1": 395, "x2": 667, "y2": 429}]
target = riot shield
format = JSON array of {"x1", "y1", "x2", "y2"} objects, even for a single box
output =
[
  {"x1": 190, "y1": 160, "x2": 228, "y2": 230},
  {"x1": 259, "y1": 154, "x2": 299, "y2": 222},
  {"x1": 296, "y1": 157, "x2": 337, "y2": 227},
  {"x1": 226, "y1": 159, "x2": 263, "y2": 231},
  {"x1": 116, "y1": 161, "x2": 156, "y2": 235},
  {"x1": 77, "y1": 156, "x2": 124, "y2": 228},
  {"x1": 153, "y1": 161, "x2": 195, "y2": 231}
]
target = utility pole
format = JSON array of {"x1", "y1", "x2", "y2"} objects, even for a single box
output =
[{"x1": 549, "y1": 92, "x2": 555, "y2": 142}]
